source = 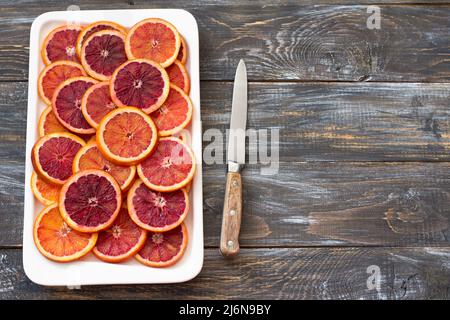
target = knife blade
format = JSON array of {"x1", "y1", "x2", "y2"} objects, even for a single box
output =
[
  {"x1": 220, "y1": 59, "x2": 247, "y2": 257},
  {"x1": 227, "y1": 59, "x2": 247, "y2": 166}
]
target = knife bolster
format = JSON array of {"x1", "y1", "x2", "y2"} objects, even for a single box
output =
[{"x1": 228, "y1": 161, "x2": 243, "y2": 173}]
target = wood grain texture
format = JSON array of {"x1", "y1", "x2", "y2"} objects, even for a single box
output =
[
  {"x1": 220, "y1": 172, "x2": 242, "y2": 257},
  {"x1": 1, "y1": 247, "x2": 450, "y2": 299},
  {"x1": 0, "y1": 2, "x2": 449, "y2": 81},
  {"x1": 203, "y1": 162, "x2": 450, "y2": 247},
  {"x1": 203, "y1": 82, "x2": 450, "y2": 161}
]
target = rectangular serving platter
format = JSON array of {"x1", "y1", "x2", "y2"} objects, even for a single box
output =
[{"x1": 23, "y1": 9, "x2": 203, "y2": 286}]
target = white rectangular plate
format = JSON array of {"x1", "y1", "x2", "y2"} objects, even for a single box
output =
[{"x1": 23, "y1": 9, "x2": 203, "y2": 286}]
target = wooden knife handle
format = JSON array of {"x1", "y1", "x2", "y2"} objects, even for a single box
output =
[{"x1": 220, "y1": 172, "x2": 242, "y2": 257}]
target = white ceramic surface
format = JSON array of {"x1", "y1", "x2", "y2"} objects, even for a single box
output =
[{"x1": 23, "y1": 9, "x2": 203, "y2": 286}]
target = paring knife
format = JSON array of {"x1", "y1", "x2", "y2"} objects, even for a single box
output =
[{"x1": 220, "y1": 59, "x2": 247, "y2": 257}]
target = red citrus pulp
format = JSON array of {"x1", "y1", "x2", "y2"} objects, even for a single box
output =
[
  {"x1": 93, "y1": 207, "x2": 147, "y2": 263},
  {"x1": 32, "y1": 132, "x2": 85, "y2": 185},
  {"x1": 52, "y1": 76, "x2": 97, "y2": 134},
  {"x1": 137, "y1": 137, "x2": 195, "y2": 192},
  {"x1": 59, "y1": 169, "x2": 122, "y2": 233},
  {"x1": 127, "y1": 179, "x2": 189, "y2": 232},
  {"x1": 135, "y1": 223, "x2": 188, "y2": 267}
]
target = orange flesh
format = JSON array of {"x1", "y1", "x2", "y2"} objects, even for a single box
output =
[
  {"x1": 44, "y1": 27, "x2": 81, "y2": 64},
  {"x1": 77, "y1": 144, "x2": 134, "y2": 189},
  {"x1": 33, "y1": 173, "x2": 61, "y2": 204},
  {"x1": 103, "y1": 112, "x2": 153, "y2": 158},
  {"x1": 139, "y1": 139, "x2": 193, "y2": 187},
  {"x1": 40, "y1": 108, "x2": 68, "y2": 136},
  {"x1": 129, "y1": 22, "x2": 177, "y2": 64},
  {"x1": 36, "y1": 206, "x2": 93, "y2": 257},
  {"x1": 137, "y1": 223, "x2": 187, "y2": 266},
  {"x1": 40, "y1": 63, "x2": 85, "y2": 104},
  {"x1": 94, "y1": 208, "x2": 145, "y2": 259},
  {"x1": 83, "y1": 83, "x2": 116, "y2": 127},
  {"x1": 177, "y1": 36, "x2": 187, "y2": 64},
  {"x1": 150, "y1": 86, "x2": 191, "y2": 134},
  {"x1": 166, "y1": 62, "x2": 189, "y2": 93}
]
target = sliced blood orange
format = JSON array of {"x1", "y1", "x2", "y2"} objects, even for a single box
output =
[
  {"x1": 81, "y1": 82, "x2": 117, "y2": 129},
  {"x1": 93, "y1": 207, "x2": 147, "y2": 263},
  {"x1": 38, "y1": 61, "x2": 86, "y2": 105},
  {"x1": 166, "y1": 60, "x2": 190, "y2": 94},
  {"x1": 125, "y1": 18, "x2": 180, "y2": 68},
  {"x1": 52, "y1": 76, "x2": 97, "y2": 134},
  {"x1": 96, "y1": 107, "x2": 158, "y2": 165},
  {"x1": 127, "y1": 179, "x2": 189, "y2": 232},
  {"x1": 135, "y1": 223, "x2": 188, "y2": 268},
  {"x1": 80, "y1": 30, "x2": 128, "y2": 81},
  {"x1": 34, "y1": 203, "x2": 98, "y2": 262},
  {"x1": 41, "y1": 25, "x2": 83, "y2": 65},
  {"x1": 31, "y1": 171, "x2": 61, "y2": 205},
  {"x1": 137, "y1": 137, "x2": 195, "y2": 192},
  {"x1": 110, "y1": 59, "x2": 169, "y2": 114},
  {"x1": 59, "y1": 169, "x2": 121, "y2": 233},
  {"x1": 38, "y1": 106, "x2": 68, "y2": 137},
  {"x1": 73, "y1": 142, "x2": 136, "y2": 191},
  {"x1": 177, "y1": 35, "x2": 188, "y2": 64},
  {"x1": 76, "y1": 20, "x2": 127, "y2": 57},
  {"x1": 32, "y1": 132, "x2": 85, "y2": 185},
  {"x1": 172, "y1": 131, "x2": 193, "y2": 194},
  {"x1": 150, "y1": 84, "x2": 193, "y2": 137}
]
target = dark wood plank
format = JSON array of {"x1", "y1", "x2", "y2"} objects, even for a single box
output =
[
  {"x1": 0, "y1": 2, "x2": 449, "y2": 81},
  {"x1": 1, "y1": 247, "x2": 450, "y2": 299},
  {"x1": 203, "y1": 82, "x2": 450, "y2": 162},
  {"x1": 204, "y1": 162, "x2": 450, "y2": 247}
]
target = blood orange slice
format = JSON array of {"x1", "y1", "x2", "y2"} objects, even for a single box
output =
[
  {"x1": 38, "y1": 106, "x2": 68, "y2": 137},
  {"x1": 150, "y1": 84, "x2": 193, "y2": 136},
  {"x1": 137, "y1": 137, "x2": 195, "y2": 192},
  {"x1": 166, "y1": 60, "x2": 190, "y2": 94},
  {"x1": 177, "y1": 35, "x2": 188, "y2": 64},
  {"x1": 32, "y1": 132, "x2": 85, "y2": 185},
  {"x1": 76, "y1": 21, "x2": 127, "y2": 57},
  {"x1": 128, "y1": 179, "x2": 189, "y2": 232},
  {"x1": 177, "y1": 128, "x2": 193, "y2": 193},
  {"x1": 80, "y1": 30, "x2": 128, "y2": 81},
  {"x1": 59, "y1": 169, "x2": 122, "y2": 233},
  {"x1": 125, "y1": 18, "x2": 180, "y2": 68},
  {"x1": 31, "y1": 171, "x2": 61, "y2": 205},
  {"x1": 34, "y1": 203, "x2": 98, "y2": 262},
  {"x1": 41, "y1": 25, "x2": 83, "y2": 65},
  {"x1": 110, "y1": 59, "x2": 169, "y2": 114},
  {"x1": 135, "y1": 223, "x2": 188, "y2": 268},
  {"x1": 73, "y1": 142, "x2": 136, "y2": 191},
  {"x1": 52, "y1": 76, "x2": 97, "y2": 134},
  {"x1": 96, "y1": 107, "x2": 158, "y2": 165},
  {"x1": 38, "y1": 61, "x2": 86, "y2": 105},
  {"x1": 93, "y1": 207, "x2": 147, "y2": 263},
  {"x1": 81, "y1": 82, "x2": 117, "y2": 129}
]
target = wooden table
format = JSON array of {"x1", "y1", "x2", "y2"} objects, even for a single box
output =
[{"x1": 1, "y1": 0, "x2": 449, "y2": 299}]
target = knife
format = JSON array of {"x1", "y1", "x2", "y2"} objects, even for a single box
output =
[{"x1": 220, "y1": 59, "x2": 247, "y2": 257}]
